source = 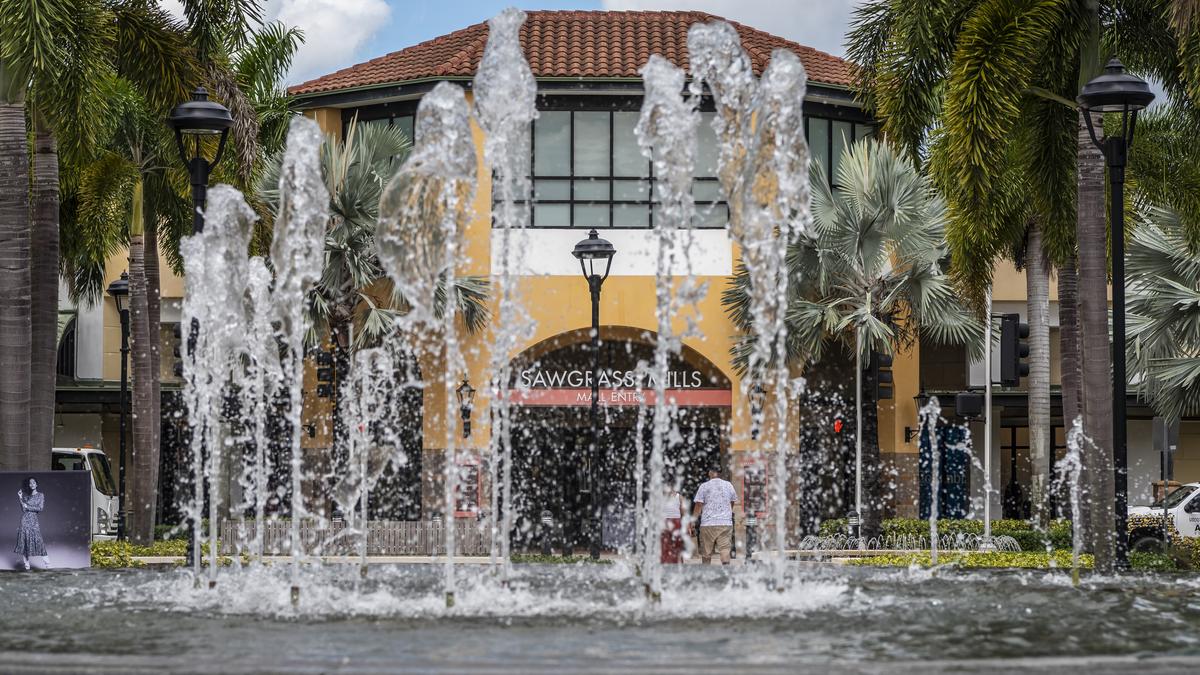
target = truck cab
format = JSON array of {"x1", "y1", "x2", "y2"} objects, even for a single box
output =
[
  {"x1": 1129, "y1": 482, "x2": 1200, "y2": 550},
  {"x1": 51, "y1": 447, "x2": 119, "y2": 539}
]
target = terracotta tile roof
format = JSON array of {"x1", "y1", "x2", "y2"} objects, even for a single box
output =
[{"x1": 289, "y1": 10, "x2": 852, "y2": 97}]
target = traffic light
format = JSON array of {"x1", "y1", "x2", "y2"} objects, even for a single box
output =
[
  {"x1": 1000, "y1": 313, "x2": 1030, "y2": 387},
  {"x1": 865, "y1": 350, "x2": 893, "y2": 400},
  {"x1": 315, "y1": 349, "x2": 335, "y2": 398}
]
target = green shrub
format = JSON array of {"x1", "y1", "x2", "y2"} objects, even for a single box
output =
[
  {"x1": 90, "y1": 541, "x2": 145, "y2": 568},
  {"x1": 817, "y1": 517, "x2": 1072, "y2": 551},
  {"x1": 847, "y1": 550, "x2": 1090, "y2": 569},
  {"x1": 511, "y1": 554, "x2": 613, "y2": 565}
]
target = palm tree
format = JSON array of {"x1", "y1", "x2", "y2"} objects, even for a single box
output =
[
  {"x1": 722, "y1": 140, "x2": 983, "y2": 538},
  {"x1": 0, "y1": 0, "x2": 199, "y2": 469},
  {"x1": 846, "y1": 0, "x2": 1200, "y2": 570},
  {"x1": 260, "y1": 119, "x2": 490, "y2": 491},
  {"x1": 57, "y1": 12, "x2": 301, "y2": 543},
  {"x1": 1127, "y1": 203, "x2": 1200, "y2": 420}
]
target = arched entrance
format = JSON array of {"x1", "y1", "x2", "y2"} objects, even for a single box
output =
[{"x1": 504, "y1": 327, "x2": 732, "y2": 552}]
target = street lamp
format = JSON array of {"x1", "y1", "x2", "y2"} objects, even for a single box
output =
[
  {"x1": 106, "y1": 272, "x2": 130, "y2": 541},
  {"x1": 168, "y1": 86, "x2": 233, "y2": 235},
  {"x1": 169, "y1": 87, "x2": 230, "y2": 565},
  {"x1": 572, "y1": 228, "x2": 616, "y2": 560},
  {"x1": 456, "y1": 378, "x2": 476, "y2": 439},
  {"x1": 1078, "y1": 57, "x2": 1154, "y2": 568}
]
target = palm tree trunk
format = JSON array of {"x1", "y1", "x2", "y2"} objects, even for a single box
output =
[
  {"x1": 127, "y1": 179, "x2": 156, "y2": 545},
  {"x1": 144, "y1": 201, "x2": 162, "y2": 530},
  {"x1": 1057, "y1": 256, "x2": 1083, "y2": 524},
  {"x1": 1025, "y1": 223, "x2": 1051, "y2": 527},
  {"x1": 1076, "y1": 109, "x2": 1115, "y2": 571},
  {"x1": 29, "y1": 124, "x2": 58, "y2": 469},
  {"x1": 0, "y1": 99, "x2": 31, "y2": 471}
]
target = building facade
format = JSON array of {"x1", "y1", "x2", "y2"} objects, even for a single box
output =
[{"x1": 53, "y1": 10, "x2": 1200, "y2": 541}]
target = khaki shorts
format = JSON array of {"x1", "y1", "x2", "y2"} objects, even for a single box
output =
[{"x1": 698, "y1": 525, "x2": 733, "y2": 559}]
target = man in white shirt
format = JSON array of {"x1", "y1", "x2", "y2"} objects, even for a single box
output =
[{"x1": 689, "y1": 465, "x2": 738, "y2": 565}]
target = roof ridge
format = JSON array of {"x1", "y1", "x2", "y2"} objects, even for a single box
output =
[{"x1": 289, "y1": 10, "x2": 852, "y2": 97}]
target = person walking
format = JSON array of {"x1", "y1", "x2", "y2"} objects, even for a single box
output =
[
  {"x1": 688, "y1": 466, "x2": 738, "y2": 565},
  {"x1": 660, "y1": 485, "x2": 685, "y2": 564}
]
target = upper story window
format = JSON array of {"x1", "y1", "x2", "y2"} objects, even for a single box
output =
[
  {"x1": 522, "y1": 109, "x2": 727, "y2": 229},
  {"x1": 808, "y1": 117, "x2": 875, "y2": 186},
  {"x1": 359, "y1": 114, "x2": 415, "y2": 144}
]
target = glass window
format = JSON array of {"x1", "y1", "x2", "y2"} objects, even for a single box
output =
[
  {"x1": 522, "y1": 108, "x2": 727, "y2": 229},
  {"x1": 854, "y1": 123, "x2": 874, "y2": 143},
  {"x1": 692, "y1": 180, "x2": 723, "y2": 202},
  {"x1": 573, "y1": 111, "x2": 610, "y2": 176},
  {"x1": 534, "y1": 204, "x2": 570, "y2": 227},
  {"x1": 613, "y1": 112, "x2": 648, "y2": 177},
  {"x1": 534, "y1": 180, "x2": 570, "y2": 201},
  {"x1": 573, "y1": 180, "x2": 609, "y2": 201},
  {"x1": 808, "y1": 117, "x2": 830, "y2": 182},
  {"x1": 89, "y1": 454, "x2": 117, "y2": 497},
  {"x1": 574, "y1": 204, "x2": 610, "y2": 228},
  {"x1": 695, "y1": 112, "x2": 718, "y2": 178},
  {"x1": 614, "y1": 204, "x2": 650, "y2": 228},
  {"x1": 535, "y1": 111, "x2": 570, "y2": 175},
  {"x1": 613, "y1": 180, "x2": 650, "y2": 201},
  {"x1": 832, "y1": 120, "x2": 852, "y2": 181}
]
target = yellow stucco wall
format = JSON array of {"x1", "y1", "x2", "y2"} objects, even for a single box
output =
[{"x1": 304, "y1": 98, "x2": 753, "y2": 458}]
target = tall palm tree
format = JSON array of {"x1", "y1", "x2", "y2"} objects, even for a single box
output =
[
  {"x1": 0, "y1": 0, "x2": 197, "y2": 470},
  {"x1": 846, "y1": 0, "x2": 1200, "y2": 570},
  {"x1": 58, "y1": 12, "x2": 301, "y2": 543},
  {"x1": 722, "y1": 140, "x2": 983, "y2": 538}
]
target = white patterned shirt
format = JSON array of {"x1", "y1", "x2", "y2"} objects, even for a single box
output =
[{"x1": 693, "y1": 478, "x2": 738, "y2": 526}]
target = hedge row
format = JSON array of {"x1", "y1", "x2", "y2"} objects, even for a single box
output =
[{"x1": 818, "y1": 518, "x2": 1072, "y2": 551}]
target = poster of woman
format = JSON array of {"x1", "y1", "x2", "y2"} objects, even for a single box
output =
[{"x1": 0, "y1": 471, "x2": 90, "y2": 571}]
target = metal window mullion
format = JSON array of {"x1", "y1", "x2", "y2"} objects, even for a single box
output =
[{"x1": 570, "y1": 111, "x2": 575, "y2": 228}]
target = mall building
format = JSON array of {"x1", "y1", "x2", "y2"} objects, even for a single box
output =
[{"x1": 53, "y1": 10, "x2": 1200, "y2": 544}]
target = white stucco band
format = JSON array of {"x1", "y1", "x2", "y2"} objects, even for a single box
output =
[{"x1": 491, "y1": 228, "x2": 733, "y2": 277}]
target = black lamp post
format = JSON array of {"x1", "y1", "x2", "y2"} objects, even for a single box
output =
[
  {"x1": 456, "y1": 378, "x2": 476, "y2": 439},
  {"x1": 168, "y1": 87, "x2": 233, "y2": 235},
  {"x1": 106, "y1": 272, "x2": 130, "y2": 541},
  {"x1": 169, "y1": 87, "x2": 230, "y2": 566},
  {"x1": 1078, "y1": 57, "x2": 1154, "y2": 569},
  {"x1": 572, "y1": 229, "x2": 616, "y2": 560}
]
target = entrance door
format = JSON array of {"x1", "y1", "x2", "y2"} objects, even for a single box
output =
[{"x1": 508, "y1": 407, "x2": 722, "y2": 553}]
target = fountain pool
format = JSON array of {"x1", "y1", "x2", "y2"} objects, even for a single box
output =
[{"x1": 1, "y1": 565, "x2": 1199, "y2": 673}]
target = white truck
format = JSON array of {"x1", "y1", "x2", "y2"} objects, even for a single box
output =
[
  {"x1": 51, "y1": 447, "x2": 119, "y2": 540},
  {"x1": 1128, "y1": 482, "x2": 1200, "y2": 550}
]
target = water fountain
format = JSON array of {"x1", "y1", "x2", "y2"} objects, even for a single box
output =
[{"x1": 9, "y1": 11, "x2": 1200, "y2": 673}]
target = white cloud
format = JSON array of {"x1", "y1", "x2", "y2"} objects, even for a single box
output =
[
  {"x1": 157, "y1": 0, "x2": 392, "y2": 84},
  {"x1": 265, "y1": 0, "x2": 391, "y2": 84},
  {"x1": 601, "y1": 0, "x2": 858, "y2": 57}
]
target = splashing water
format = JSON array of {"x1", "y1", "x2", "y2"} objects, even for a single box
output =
[
  {"x1": 635, "y1": 54, "x2": 701, "y2": 599},
  {"x1": 688, "y1": 22, "x2": 811, "y2": 588},
  {"x1": 270, "y1": 118, "x2": 331, "y2": 599},
  {"x1": 1059, "y1": 416, "x2": 1086, "y2": 586},
  {"x1": 378, "y1": 82, "x2": 477, "y2": 606},
  {"x1": 920, "y1": 397, "x2": 943, "y2": 566},
  {"x1": 472, "y1": 7, "x2": 539, "y2": 581}
]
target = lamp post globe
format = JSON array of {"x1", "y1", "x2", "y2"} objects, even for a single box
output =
[
  {"x1": 1078, "y1": 56, "x2": 1154, "y2": 569},
  {"x1": 572, "y1": 229, "x2": 616, "y2": 560},
  {"x1": 106, "y1": 272, "x2": 131, "y2": 541},
  {"x1": 168, "y1": 87, "x2": 233, "y2": 235},
  {"x1": 456, "y1": 378, "x2": 476, "y2": 439}
]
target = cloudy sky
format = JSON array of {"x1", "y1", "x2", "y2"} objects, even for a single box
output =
[{"x1": 161, "y1": 0, "x2": 860, "y2": 85}]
